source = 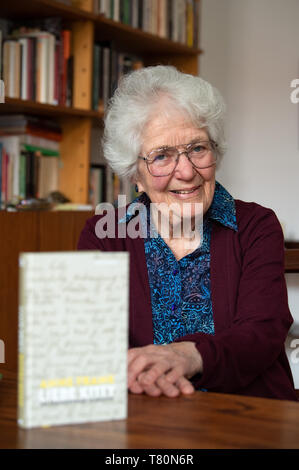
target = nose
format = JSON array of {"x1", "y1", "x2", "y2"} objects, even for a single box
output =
[{"x1": 174, "y1": 152, "x2": 196, "y2": 179}]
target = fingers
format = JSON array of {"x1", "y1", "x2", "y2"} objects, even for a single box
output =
[
  {"x1": 127, "y1": 344, "x2": 198, "y2": 398},
  {"x1": 129, "y1": 372, "x2": 195, "y2": 398},
  {"x1": 127, "y1": 346, "x2": 172, "y2": 388},
  {"x1": 175, "y1": 376, "x2": 195, "y2": 395}
]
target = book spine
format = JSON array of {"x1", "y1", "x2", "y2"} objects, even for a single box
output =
[
  {"x1": 138, "y1": 0, "x2": 143, "y2": 29},
  {"x1": 3, "y1": 41, "x2": 11, "y2": 97},
  {"x1": 48, "y1": 34, "x2": 56, "y2": 105},
  {"x1": 39, "y1": 36, "x2": 48, "y2": 104},
  {"x1": 31, "y1": 38, "x2": 37, "y2": 101},
  {"x1": 9, "y1": 42, "x2": 15, "y2": 97},
  {"x1": 131, "y1": 0, "x2": 138, "y2": 28},
  {"x1": 7, "y1": 149, "x2": 13, "y2": 203},
  {"x1": 19, "y1": 39, "x2": 28, "y2": 100},
  {"x1": 54, "y1": 41, "x2": 60, "y2": 105},
  {"x1": 27, "y1": 128, "x2": 62, "y2": 142},
  {"x1": 62, "y1": 30, "x2": 71, "y2": 107},
  {"x1": 92, "y1": 44, "x2": 100, "y2": 110},
  {"x1": 22, "y1": 144, "x2": 59, "y2": 157},
  {"x1": 113, "y1": 0, "x2": 120, "y2": 21},
  {"x1": 0, "y1": 137, "x2": 20, "y2": 202},
  {"x1": 36, "y1": 38, "x2": 41, "y2": 102},
  {"x1": 186, "y1": 0, "x2": 194, "y2": 47},
  {"x1": 122, "y1": 0, "x2": 130, "y2": 25},
  {"x1": 66, "y1": 55, "x2": 73, "y2": 107},
  {"x1": 14, "y1": 41, "x2": 21, "y2": 99},
  {"x1": 102, "y1": 45, "x2": 110, "y2": 107},
  {"x1": 19, "y1": 151, "x2": 26, "y2": 199},
  {"x1": 151, "y1": 0, "x2": 158, "y2": 35},
  {"x1": 25, "y1": 151, "x2": 35, "y2": 198},
  {"x1": 23, "y1": 134, "x2": 60, "y2": 151}
]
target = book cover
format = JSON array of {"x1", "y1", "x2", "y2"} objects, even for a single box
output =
[{"x1": 18, "y1": 251, "x2": 129, "y2": 429}]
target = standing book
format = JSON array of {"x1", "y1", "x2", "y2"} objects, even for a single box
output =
[{"x1": 18, "y1": 251, "x2": 129, "y2": 428}]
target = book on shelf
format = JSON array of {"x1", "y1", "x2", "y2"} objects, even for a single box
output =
[
  {"x1": 92, "y1": 41, "x2": 144, "y2": 111},
  {"x1": 18, "y1": 251, "x2": 129, "y2": 428},
  {"x1": 0, "y1": 128, "x2": 60, "y2": 206},
  {"x1": 2, "y1": 19, "x2": 73, "y2": 106},
  {"x1": 110, "y1": 171, "x2": 136, "y2": 207},
  {"x1": 93, "y1": 0, "x2": 200, "y2": 47},
  {"x1": 89, "y1": 164, "x2": 106, "y2": 208},
  {"x1": 0, "y1": 114, "x2": 62, "y2": 141}
]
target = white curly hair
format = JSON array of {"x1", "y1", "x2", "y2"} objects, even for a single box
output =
[{"x1": 102, "y1": 65, "x2": 226, "y2": 179}]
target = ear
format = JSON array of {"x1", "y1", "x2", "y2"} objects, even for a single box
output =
[
  {"x1": 134, "y1": 179, "x2": 145, "y2": 193},
  {"x1": 132, "y1": 174, "x2": 145, "y2": 193}
]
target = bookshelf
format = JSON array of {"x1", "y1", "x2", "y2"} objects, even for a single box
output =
[
  {"x1": 0, "y1": 0, "x2": 202, "y2": 373},
  {"x1": 0, "y1": 0, "x2": 202, "y2": 204}
]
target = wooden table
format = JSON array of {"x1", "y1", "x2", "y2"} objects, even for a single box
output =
[{"x1": 0, "y1": 371, "x2": 299, "y2": 449}]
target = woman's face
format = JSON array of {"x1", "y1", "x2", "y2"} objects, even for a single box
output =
[{"x1": 136, "y1": 111, "x2": 216, "y2": 220}]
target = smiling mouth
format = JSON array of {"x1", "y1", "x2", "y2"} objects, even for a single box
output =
[{"x1": 170, "y1": 186, "x2": 201, "y2": 195}]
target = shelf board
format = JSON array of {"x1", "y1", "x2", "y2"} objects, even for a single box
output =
[
  {"x1": 0, "y1": 98, "x2": 103, "y2": 120},
  {"x1": 1, "y1": 0, "x2": 202, "y2": 57},
  {"x1": 0, "y1": 0, "x2": 95, "y2": 22},
  {"x1": 285, "y1": 249, "x2": 299, "y2": 273},
  {"x1": 93, "y1": 17, "x2": 202, "y2": 56}
]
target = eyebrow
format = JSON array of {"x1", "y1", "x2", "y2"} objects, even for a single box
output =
[{"x1": 149, "y1": 136, "x2": 208, "y2": 153}]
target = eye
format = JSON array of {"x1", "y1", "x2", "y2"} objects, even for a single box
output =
[
  {"x1": 192, "y1": 144, "x2": 206, "y2": 153},
  {"x1": 152, "y1": 152, "x2": 168, "y2": 163}
]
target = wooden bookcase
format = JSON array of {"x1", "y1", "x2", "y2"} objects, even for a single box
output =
[
  {"x1": 0, "y1": 0, "x2": 202, "y2": 204},
  {"x1": 0, "y1": 0, "x2": 202, "y2": 373}
]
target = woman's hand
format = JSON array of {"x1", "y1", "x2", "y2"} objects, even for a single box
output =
[{"x1": 127, "y1": 342, "x2": 203, "y2": 397}]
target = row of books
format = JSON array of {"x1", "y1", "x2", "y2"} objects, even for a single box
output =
[
  {"x1": 89, "y1": 165, "x2": 137, "y2": 209},
  {"x1": 94, "y1": 0, "x2": 200, "y2": 47},
  {"x1": 0, "y1": 140, "x2": 60, "y2": 208},
  {"x1": 89, "y1": 164, "x2": 106, "y2": 208},
  {"x1": 0, "y1": 115, "x2": 61, "y2": 207},
  {"x1": 1, "y1": 22, "x2": 73, "y2": 105},
  {"x1": 92, "y1": 42, "x2": 143, "y2": 110}
]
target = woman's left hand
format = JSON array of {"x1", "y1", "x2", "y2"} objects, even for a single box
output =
[{"x1": 127, "y1": 342, "x2": 203, "y2": 397}]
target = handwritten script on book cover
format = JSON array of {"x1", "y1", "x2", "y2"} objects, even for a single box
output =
[{"x1": 18, "y1": 252, "x2": 129, "y2": 428}]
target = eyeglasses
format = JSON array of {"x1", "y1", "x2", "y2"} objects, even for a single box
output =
[{"x1": 138, "y1": 140, "x2": 218, "y2": 177}]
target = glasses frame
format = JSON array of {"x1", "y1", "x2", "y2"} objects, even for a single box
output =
[{"x1": 138, "y1": 140, "x2": 218, "y2": 177}]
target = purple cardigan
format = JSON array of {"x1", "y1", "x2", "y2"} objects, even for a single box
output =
[{"x1": 78, "y1": 199, "x2": 298, "y2": 401}]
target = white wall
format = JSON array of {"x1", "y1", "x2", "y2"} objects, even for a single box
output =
[{"x1": 200, "y1": 0, "x2": 299, "y2": 387}]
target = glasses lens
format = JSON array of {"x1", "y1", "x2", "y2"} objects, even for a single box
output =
[
  {"x1": 189, "y1": 142, "x2": 216, "y2": 168},
  {"x1": 148, "y1": 148, "x2": 177, "y2": 176}
]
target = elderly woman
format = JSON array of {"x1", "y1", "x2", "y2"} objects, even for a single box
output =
[{"x1": 78, "y1": 65, "x2": 297, "y2": 401}]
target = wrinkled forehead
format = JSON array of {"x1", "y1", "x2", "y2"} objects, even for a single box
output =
[{"x1": 141, "y1": 107, "x2": 208, "y2": 155}]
